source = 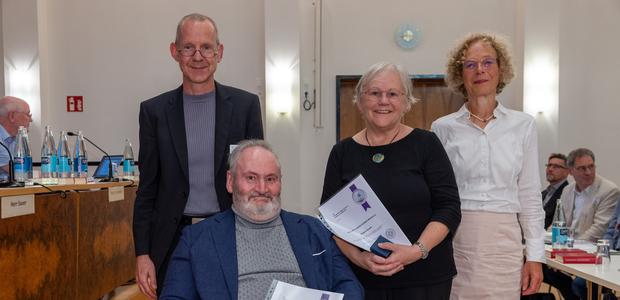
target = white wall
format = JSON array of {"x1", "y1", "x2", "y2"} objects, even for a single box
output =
[{"x1": 557, "y1": 0, "x2": 620, "y2": 184}]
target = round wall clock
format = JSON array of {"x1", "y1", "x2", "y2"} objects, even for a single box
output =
[{"x1": 395, "y1": 24, "x2": 421, "y2": 50}]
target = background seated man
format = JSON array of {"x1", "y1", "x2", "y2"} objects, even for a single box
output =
[
  {"x1": 160, "y1": 140, "x2": 364, "y2": 300},
  {"x1": 0, "y1": 96, "x2": 32, "y2": 180},
  {"x1": 544, "y1": 148, "x2": 620, "y2": 300},
  {"x1": 542, "y1": 153, "x2": 570, "y2": 229}
]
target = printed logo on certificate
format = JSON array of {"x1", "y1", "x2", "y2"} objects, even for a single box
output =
[{"x1": 318, "y1": 174, "x2": 411, "y2": 257}]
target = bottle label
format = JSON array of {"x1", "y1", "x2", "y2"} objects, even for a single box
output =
[
  {"x1": 51, "y1": 155, "x2": 58, "y2": 173},
  {"x1": 59, "y1": 157, "x2": 70, "y2": 174},
  {"x1": 552, "y1": 226, "x2": 569, "y2": 244},
  {"x1": 80, "y1": 157, "x2": 88, "y2": 172},
  {"x1": 123, "y1": 159, "x2": 134, "y2": 173},
  {"x1": 41, "y1": 156, "x2": 52, "y2": 173}
]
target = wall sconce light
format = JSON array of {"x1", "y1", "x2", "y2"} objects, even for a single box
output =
[
  {"x1": 524, "y1": 56, "x2": 557, "y2": 115},
  {"x1": 268, "y1": 64, "x2": 294, "y2": 115}
]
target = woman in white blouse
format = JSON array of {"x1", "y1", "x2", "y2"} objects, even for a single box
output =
[{"x1": 431, "y1": 33, "x2": 545, "y2": 299}]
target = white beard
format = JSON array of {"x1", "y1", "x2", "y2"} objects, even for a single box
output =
[{"x1": 233, "y1": 191, "x2": 281, "y2": 222}]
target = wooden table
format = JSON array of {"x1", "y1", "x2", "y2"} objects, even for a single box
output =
[{"x1": 0, "y1": 181, "x2": 137, "y2": 300}]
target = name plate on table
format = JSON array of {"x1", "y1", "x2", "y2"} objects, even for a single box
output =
[
  {"x1": 108, "y1": 186, "x2": 124, "y2": 202},
  {"x1": 1, "y1": 194, "x2": 35, "y2": 219}
]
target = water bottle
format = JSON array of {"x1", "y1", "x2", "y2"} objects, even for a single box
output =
[
  {"x1": 19, "y1": 127, "x2": 33, "y2": 179},
  {"x1": 73, "y1": 130, "x2": 88, "y2": 178},
  {"x1": 551, "y1": 200, "x2": 569, "y2": 249},
  {"x1": 41, "y1": 125, "x2": 57, "y2": 180},
  {"x1": 13, "y1": 127, "x2": 27, "y2": 182},
  {"x1": 57, "y1": 131, "x2": 72, "y2": 178},
  {"x1": 122, "y1": 138, "x2": 135, "y2": 177}
]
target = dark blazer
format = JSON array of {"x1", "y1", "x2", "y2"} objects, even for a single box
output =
[
  {"x1": 542, "y1": 180, "x2": 568, "y2": 229},
  {"x1": 133, "y1": 82, "x2": 263, "y2": 280},
  {"x1": 160, "y1": 210, "x2": 364, "y2": 300}
]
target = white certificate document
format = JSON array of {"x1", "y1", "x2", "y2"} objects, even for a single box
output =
[
  {"x1": 318, "y1": 174, "x2": 411, "y2": 252},
  {"x1": 264, "y1": 280, "x2": 344, "y2": 300}
]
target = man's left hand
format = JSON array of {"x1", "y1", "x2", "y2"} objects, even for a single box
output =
[{"x1": 521, "y1": 261, "x2": 543, "y2": 295}]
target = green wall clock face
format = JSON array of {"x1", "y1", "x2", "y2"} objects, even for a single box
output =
[{"x1": 395, "y1": 24, "x2": 421, "y2": 50}]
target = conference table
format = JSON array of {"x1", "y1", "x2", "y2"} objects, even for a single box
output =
[
  {"x1": 546, "y1": 246, "x2": 620, "y2": 300},
  {"x1": 0, "y1": 180, "x2": 137, "y2": 300}
]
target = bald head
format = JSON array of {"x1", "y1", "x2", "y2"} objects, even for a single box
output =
[{"x1": 0, "y1": 96, "x2": 31, "y2": 136}]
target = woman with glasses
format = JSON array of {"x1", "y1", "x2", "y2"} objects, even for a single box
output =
[
  {"x1": 431, "y1": 33, "x2": 545, "y2": 299},
  {"x1": 321, "y1": 62, "x2": 461, "y2": 300}
]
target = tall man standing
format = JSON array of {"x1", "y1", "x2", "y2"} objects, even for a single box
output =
[
  {"x1": 133, "y1": 13, "x2": 263, "y2": 298},
  {"x1": 542, "y1": 153, "x2": 570, "y2": 229}
]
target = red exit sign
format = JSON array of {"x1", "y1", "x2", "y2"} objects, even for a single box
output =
[{"x1": 67, "y1": 96, "x2": 84, "y2": 112}]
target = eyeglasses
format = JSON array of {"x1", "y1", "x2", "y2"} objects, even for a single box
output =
[
  {"x1": 573, "y1": 164, "x2": 596, "y2": 173},
  {"x1": 177, "y1": 45, "x2": 218, "y2": 58},
  {"x1": 363, "y1": 89, "x2": 404, "y2": 101},
  {"x1": 462, "y1": 57, "x2": 497, "y2": 71},
  {"x1": 546, "y1": 163, "x2": 567, "y2": 170}
]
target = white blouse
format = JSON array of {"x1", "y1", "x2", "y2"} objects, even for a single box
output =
[{"x1": 431, "y1": 103, "x2": 545, "y2": 262}]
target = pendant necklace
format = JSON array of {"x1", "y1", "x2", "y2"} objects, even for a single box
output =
[{"x1": 365, "y1": 126, "x2": 401, "y2": 164}]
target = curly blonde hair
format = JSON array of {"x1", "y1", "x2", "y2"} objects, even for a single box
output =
[{"x1": 445, "y1": 33, "x2": 514, "y2": 99}]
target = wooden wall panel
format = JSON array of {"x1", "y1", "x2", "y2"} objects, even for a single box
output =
[
  {"x1": 0, "y1": 192, "x2": 79, "y2": 300},
  {"x1": 77, "y1": 187, "x2": 136, "y2": 300}
]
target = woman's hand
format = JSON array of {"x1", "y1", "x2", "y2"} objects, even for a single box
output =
[
  {"x1": 354, "y1": 242, "x2": 422, "y2": 276},
  {"x1": 381, "y1": 242, "x2": 421, "y2": 267},
  {"x1": 355, "y1": 250, "x2": 404, "y2": 276}
]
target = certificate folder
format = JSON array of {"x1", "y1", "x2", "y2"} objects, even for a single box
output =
[{"x1": 318, "y1": 174, "x2": 411, "y2": 257}]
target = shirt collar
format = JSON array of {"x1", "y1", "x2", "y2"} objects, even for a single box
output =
[
  {"x1": 0, "y1": 125, "x2": 10, "y2": 141},
  {"x1": 551, "y1": 179, "x2": 568, "y2": 190}
]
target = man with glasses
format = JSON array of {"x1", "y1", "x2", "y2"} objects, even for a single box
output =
[
  {"x1": 133, "y1": 13, "x2": 263, "y2": 299},
  {"x1": 0, "y1": 96, "x2": 32, "y2": 179},
  {"x1": 542, "y1": 153, "x2": 570, "y2": 229},
  {"x1": 559, "y1": 148, "x2": 619, "y2": 242}
]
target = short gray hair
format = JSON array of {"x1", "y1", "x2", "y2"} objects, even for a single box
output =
[
  {"x1": 228, "y1": 139, "x2": 281, "y2": 176},
  {"x1": 567, "y1": 148, "x2": 595, "y2": 168},
  {"x1": 175, "y1": 13, "x2": 220, "y2": 45},
  {"x1": 353, "y1": 62, "x2": 417, "y2": 112}
]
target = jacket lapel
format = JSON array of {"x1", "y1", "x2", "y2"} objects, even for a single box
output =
[
  {"x1": 211, "y1": 210, "x2": 239, "y2": 299},
  {"x1": 281, "y1": 211, "x2": 319, "y2": 288},
  {"x1": 214, "y1": 82, "x2": 233, "y2": 176},
  {"x1": 166, "y1": 86, "x2": 189, "y2": 181}
]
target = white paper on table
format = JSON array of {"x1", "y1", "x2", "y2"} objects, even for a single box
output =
[
  {"x1": 264, "y1": 280, "x2": 344, "y2": 300},
  {"x1": 317, "y1": 174, "x2": 411, "y2": 252}
]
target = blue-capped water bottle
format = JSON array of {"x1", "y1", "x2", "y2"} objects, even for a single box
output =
[
  {"x1": 40, "y1": 125, "x2": 57, "y2": 181},
  {"x1": 551, "y1": 200, "x2": 568, "y2": 249},
  {"x1": 122, "y1": 138, "x2": 135, "y2": 177},
  {"x1": 57, "y1": 131, "x2": 72, "y2": 178},
  {"x1": 73, "y1": 130, "x2": 88, "y2": 178},
  {"x1": 13, "y1": 127, "x2": 27, "y2": 182},
  {"x1": 19, "y1": 127, "x2": 33, "y2": 179}
]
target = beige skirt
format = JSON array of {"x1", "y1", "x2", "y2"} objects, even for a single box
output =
[{"x1": 450, "y1": 211, "x2": 524, "y2": 300}]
